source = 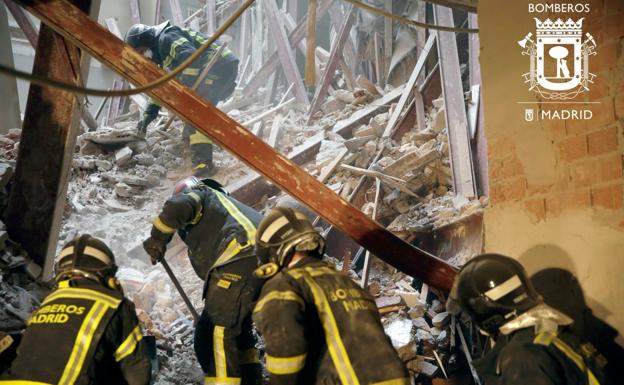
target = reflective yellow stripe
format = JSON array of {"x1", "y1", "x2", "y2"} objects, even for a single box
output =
[
  {"x1": 204, "y1": 377, "x2": 241, "y2": 385},
  {"x1": 153, "y1": 216, "x2": 176, "y2": 234},
  {"x1": 240, "y1": 348, "x2": 260, "y2": 365},
  {"x1": 213, "y1": 238, "x2": 247, "y2": 267},
  {"x1": 189, "y1": 132, "x2": 213, "y2": 145},
  {"x1": 0, "y1": 381, "x2": 54, "y2": 385},
  {"x1": 187, "y1": 192, "x2": 204, "y2": 224},
  {"x1": 215, "y1": 192, "x2": 257, "y2": 241},
  {"x1": 371, "y1": 378, "x2": 411, "y2": 385},
  {"x1": 533, "y1": 331, "x2": 557, "y2": 346},
  {"x1": 552, "y1": 338, "x2": 601, "y2": 385},
  {"x1": 114, "y1": 325, "x2": 143, "y2": 362},
  {"x1": 254, "y1": 290, "x2": 304, "y2": 313},
  {"x1": 288, "y1": 265, "x2": 337, "y2": 279},
  {"x1": 214, "y1": 326, "x2": 227, "y2": 378},
  {"x1": 42, "y1": 288, "x2": 121, "y2": 309},
  {"x1": 59, "y1": 302, "x2": 108, "y2": 385},
  {"x1": 266, "y1": 353, "x2": 307, "y2": 375},
  {"x1": 163, "y1": 37, "x2": 190, "y2": 69},
  {"x1": 183, "y1": 67, "x2": 200, "y2": 76},
  {"x1": 302, "y1": 272, "x2": 360, "y2": 385},
  {"x1": 217, "y1": 279, "x2": 232, "y2": 289}
]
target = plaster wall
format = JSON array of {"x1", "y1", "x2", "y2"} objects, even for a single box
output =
[{"x1": 479, "y1": 0, "x2": 624, "y2": 338}]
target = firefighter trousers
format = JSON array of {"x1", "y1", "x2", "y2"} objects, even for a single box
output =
[
  {"x1": 182, "y1": 62, "x2": 238, "y2": 170},
  {"x1": 194, "y1": 257, "x2": 263, "y2": 385}
]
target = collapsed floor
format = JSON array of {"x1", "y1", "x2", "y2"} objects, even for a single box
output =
[{"x1": 0, "y1": 74, "x2": 484, "y2": 384}]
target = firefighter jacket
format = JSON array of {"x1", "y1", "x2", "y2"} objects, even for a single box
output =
[
  {"x1": 474, "y1": 327, "x2": 607, "y2": 385},
  {"x1": 150, "y1": 186, "x2": 263, "y2": 280},
  {"x1": 252, "y1": 257, "x2": 409, "y2": 385},
  {"x1": 143, "y1": 24, "x2": 238, "y2": 119},
  {"x1": 0, "y1": 279, "x2": 150, "y2": 385}
]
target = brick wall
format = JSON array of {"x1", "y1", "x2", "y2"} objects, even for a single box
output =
[{"x1": 488, "y1": 0, "x2": 624, "y2": 223}]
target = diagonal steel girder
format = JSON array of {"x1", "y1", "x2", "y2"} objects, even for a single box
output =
[{"x1": 16, "y1": 0, "x2": 458, "y2": 290}]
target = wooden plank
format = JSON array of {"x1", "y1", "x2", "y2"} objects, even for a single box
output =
[
  {"x1": 262, "y1": 0, "x2": 308, "y2": 105},
  {"x1": 206, "y1": 0, "x2": 216, "y2": 34},
  {"x1": 154, "y1": 0, "x2": 162, "y2": 24},
  {"x1": 267, "y1": 114, "x2": 282, "y2": 147},
  {"x1": 333, "y1": 85, "x2": 404, "y2": 135},
  {"x1": 383, "y1": 33, "x2": 436, "y2": 138},
  {"x1": 327, "y1": 1, "x2": 357, "y2": 71},
  {"x1": 469, "y1": 13, "x2": 488, "y2": 197},
  {"x1": 307, "y1": 4, "x2": 356, "y2": 121},
  {"x1": 304, "y1": 0, "x2": 317, "y2": 86},
  {"x1": 361, "y1": 177, "x2": 381, "y2": 288},
  {"x1": 169, "y1": 0, "x2": 184, "y2": 26},
  {"x1": 0, "y1": 2, "x2": 22, "y2": 132},
  {"x1": 414, "y1": 90, "x2": 426, "y2": 131},
  {"x1": 238, "y1": 11, "x2": 248, "y2": 60},
  {"x1": 318, "y1": 147, "x2": 348, "y2": 183},
  {"x1": 383, "y1": 0, "x2": 392, "y2": 83},
  {"x1": 4, "y1": 0, "x2": 38, "y2": 46},
  {"x1": 7, "y1": 0, "x2": 99, "y2": 280},
  {"x1": 287, "y1": 0, "x2": 297, "y2": 19},
  {"x1": 20, "y1": 0, "x2": 458, "y2": 290},
  {"x1": 129, "y1": 0, "x2": 141, "y2": 24},
  {"x1": 242, "y1": 0, "x2": 333, "y2": 98},
  {"x1": 434, "y1": 5, "x2": 476, "y2": 198},
  {"x1": 242, "y1": 97, "x2": 295, "y2": 126},
  {"x1": 373, "y1": 32, "x2": 383, "y2": 86}
]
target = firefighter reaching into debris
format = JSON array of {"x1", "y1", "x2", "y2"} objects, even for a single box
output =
[
  {"x1": 125, "y1": 22, "x2": 239, "y2": 177},
  {"x1": 252, "y1": 206, "x2": 410, "y2": 385},
  {"x1": 142, "y1": 176, "x2": 264, "y2": 385},
  {"x1": 0, "y1": 234, "x2": 151, "y2": 385},
  {"x1": 447, "y1": 253, "x2": 609, "y2": 385}
]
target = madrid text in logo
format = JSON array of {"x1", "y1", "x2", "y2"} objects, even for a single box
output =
[{"x1": 518, "y1": 18, "x2": 597, "y2": 100}]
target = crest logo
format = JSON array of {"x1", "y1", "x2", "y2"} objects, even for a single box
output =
[
  {"x1": 518, "y1": 18, "x2": 597, "y2": 100},
  {"x1": 525, "y1": 108, "x2": 534, "y2": 121}
]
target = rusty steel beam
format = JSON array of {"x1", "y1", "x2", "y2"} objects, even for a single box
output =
[
  {"x1": 307, "y1": 4, "x2": 356, "y2": 121},
  {"x1": 7, "y1": 0, "x2": 99, "y2": 281},
  {"x1": 4, "y1": 0, "x2": 38, "y2": 46},
  {"x1": 242, "y1": 0, "x2": 333, "y2": 98},
  {"x1": 17, "y1": 0, "x2": 458, "y2": 290}
]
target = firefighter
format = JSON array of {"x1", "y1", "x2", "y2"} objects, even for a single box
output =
[
  {"x1": 142, "y1": 176, "x2": 263, "y2": 385},
  {"x1": 125, "y1": 22, "x2": 239, "y2": 177},
  {"x1": 252, "y1": 207, "x2": 410, "y2": 385},
  {"x1": 447, "y1": 253, "x2": 609, "y2": 385},
  {"x1": 0, "y1": 234, "x2": 151, "y2": 385}
]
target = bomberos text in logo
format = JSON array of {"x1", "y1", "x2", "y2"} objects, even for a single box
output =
[{"x1": 519, "y1": 4, "x2": 597, "y2": 122}]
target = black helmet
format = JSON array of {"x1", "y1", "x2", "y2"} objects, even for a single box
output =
[
  {"x1": 447, "y1": 253, "x2": 542, "y2": 335},
  {"x1": 255, "y1": 207, "x2": 325, "y2": 276},
  {"x1": 125, "y1": 21, "x2": 169, "y2": 49},
  {"x1": 173, "y1": 176, "x2": 226, "y2": 195},
  {"x1": 55, "y1": 234, "x2": 118, "y2": 286}
]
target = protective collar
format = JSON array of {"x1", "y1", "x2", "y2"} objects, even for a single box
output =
[{"x1": 499, "y1": 303, "x2": 573, "y2": 335}]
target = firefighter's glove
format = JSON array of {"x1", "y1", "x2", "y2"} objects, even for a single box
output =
[{"x1": 143, "y1": 237, "x2": 167, "y2": 265}]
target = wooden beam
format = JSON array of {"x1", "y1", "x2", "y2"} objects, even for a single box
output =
[
  {"x1": 333, "y1": 85, "x2": 404, "y2": 135},
  {"x1": 154, "y1": 0, "x2": 162, "y2": 24},
  {"x1": 383, "y1": 34, "x2": 436, "y2": 137},
  {"x1": 169, "y1": 0, "x2": 184, "y2": 26},
  {"x1": 242, "y1": 0, "x2": 333, "y2": 99},
  {"x1": 4, "y1": 0, "x2": 38, "y2": 47},
  {"x1": 206, "y1": 0, "x2": 216, "y2": 34},
  {"x1": 434, "y1": 5, "x2": 476, "y2": 198},
  {"x1": 360, "y1": 177, "x2": 381, "y2": 288},
  {"x1": 0, "y1": 3, "x2": 21, "y2": 133},
  {"x1": 304, "y1": 0, "x2": 317, "y2": 86},
  {"x1": 308, "y1": 5, "x2": 356, "y2": 121},
  {"x1": 287, "y1": 0, "x2": 297, "y2": 19},
  {"x1": 267, "y1": 114, "x2": 282, "y2": 147},
  {"x1": 7, "y1": 0, "x2": 100, "y2": 280},
  {"x1": 129, "y1": 0, "x2": 140, "y2": 24},
  {"x1": 242, "y1": 97, "x2": 295, "y2": 126},
  {"x1": 262, "y1": 0, "x2": 308, "y2": 105},
  {"x1": 327, "y1": 1, "x2": 357, "y2": 72},
  {"x1": 383, "y1": 0, "x2": 392, "y2": 83},
  {"x1": 18, "y1": 0, "x2": 458, "y2": 290}
]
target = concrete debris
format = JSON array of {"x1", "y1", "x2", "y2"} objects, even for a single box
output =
[
  {"x1": 115, "y1": 146, "x2": 133, "y2": 166},
  {"x1": 432, "y1": 311, "x2": 451, "y2": 328}
]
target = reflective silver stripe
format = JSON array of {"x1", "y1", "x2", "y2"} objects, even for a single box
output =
[
  {"x1": 163, "y1": 36, "x2": 189, "y2": 69},
  {"x1": 484, "y1": 275, "x2": 521, "y2": 301},
  {"x1": 214, "y1": 192, "x2": 256, "y2": 241},
  {"x1": 58, "y1": 246, "x2": 112, "y2": 266},
  {"x1": 265, "y1": 353, "x2": 307, "y2": 375}
]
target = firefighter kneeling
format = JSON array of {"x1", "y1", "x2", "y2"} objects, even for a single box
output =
[
  {"x1": 0, "y1": 234, "x2": 151, "y2": 385},
  {"x1": 252, "y1": 207, "x2": 410, "y2": 385}
]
